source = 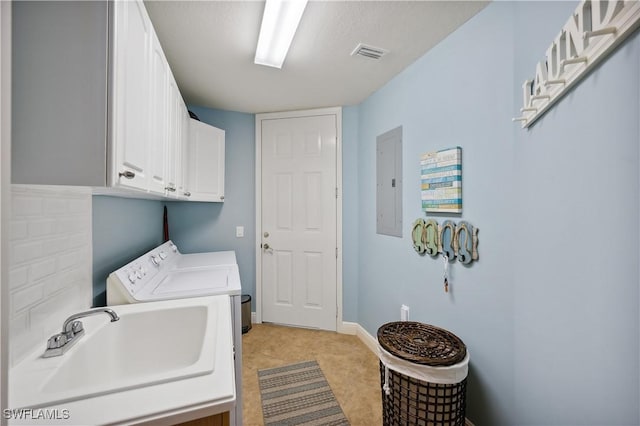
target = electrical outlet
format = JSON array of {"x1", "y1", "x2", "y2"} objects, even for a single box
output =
[
  {"x1": 236, "y1": 226, "x2": 244, "y2": 238},
  {"x1": 401, "y1": 305, "x2": 409, "y2": 321}
]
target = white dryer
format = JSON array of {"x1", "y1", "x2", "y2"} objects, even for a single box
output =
[{"x1": 106, "y1": 240, "x2": 243, "y2": 425}]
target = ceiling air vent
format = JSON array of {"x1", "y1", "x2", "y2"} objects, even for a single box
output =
[{"x1": 351, "y1": 43, "x2": 388, "y2": 60}]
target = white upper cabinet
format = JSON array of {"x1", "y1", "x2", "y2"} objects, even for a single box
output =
[
  {"x1": 12, "y1": 0, "x2": 224, "y2": 202},
  {"x1": 188, "y1": 119, "x2": 225, "y2": 202},
  {"x1": 111, "y1": 0, "x2": 152, "y2": 192}
]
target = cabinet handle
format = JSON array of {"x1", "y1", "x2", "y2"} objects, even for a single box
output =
[
  {"x1": 220, "y1": 195, "x2": 224, "y2": 200},
  {"x1": 119, "y1": 171, "x2": 135, "y2": 179},
  {"x1": 184, "y1": 192, "x2": 191, "y2": 197},
  {"x1": 165, "y1": 186, "x2": 176, "y2": 192}
]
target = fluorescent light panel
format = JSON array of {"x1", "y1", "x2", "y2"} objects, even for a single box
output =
[{"x1": 254, "y1": 0, "x2": 309, "y2": 69}]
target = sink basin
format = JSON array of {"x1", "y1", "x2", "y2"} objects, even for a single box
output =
[{"x1": 10, "y1": 295, "x2": 227, "y2": 410}]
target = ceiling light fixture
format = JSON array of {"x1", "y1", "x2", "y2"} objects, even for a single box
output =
[{"x1": 254, "y1": 0, "x2": 309, "y2": 69}]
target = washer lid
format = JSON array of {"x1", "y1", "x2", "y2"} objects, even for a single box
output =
[
  {"x1": 152, "y1": 267, "x2": 231, "y2": 295},
  {"x1": 177, "y1": 251, "x2": 237, "y2": 269},
  {"x1": 129, "y1": 263, "x2": 242, "y2": 301}
]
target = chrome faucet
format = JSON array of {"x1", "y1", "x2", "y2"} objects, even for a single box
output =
[{"x1": 43, "y1": 308, "x2": 119, "y2": 358}]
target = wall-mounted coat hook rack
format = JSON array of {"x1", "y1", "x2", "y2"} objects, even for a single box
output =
[{"x1": 412, "y1": 218, "x2": 479, "y2": 264}]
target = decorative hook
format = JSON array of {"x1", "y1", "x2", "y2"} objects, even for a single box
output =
[
  {"x1": 583, "y1": 27, "x2": 617, "y2": 39},
  {"x1": 442, "y1": 252, "x2": 449, "y2": 293},
  {"x1": 422, "y1": 219, "x2": 439, "y2": 257},
  {"x1": 440, "y1": 220, "x2": 456, "y2": 260},
  {"x1": 560, "y1": 56, "x2": 587, "y2": 72},
  {"x1": 531, "y1": 94, "x2": 551, "y2": 101},
  {"x1": 455, "y1": 221, "x2": 473, "y2": 265},
  {"x1": 411, "y1": 219, "x2": 426, "y2": 254},
  {"x1": 544, "y1": 79, "x2": 566, "y2": 87}
]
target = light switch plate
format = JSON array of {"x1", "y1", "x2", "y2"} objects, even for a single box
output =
[{"x1": 236, "y1": 226, "x2": 244, "y2": 238}]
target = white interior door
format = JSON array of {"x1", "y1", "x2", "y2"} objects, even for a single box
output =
[{"x1": 260, "y1": 113, "x2": 338, "y2": 331}]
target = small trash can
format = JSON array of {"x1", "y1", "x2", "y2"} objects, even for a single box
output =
[
  {"x1": 377, "y1": 321, "x2": 469, "y2": 426},
  {"x1": 241, "y1": 295, "x2": 252, "y2": 334}
]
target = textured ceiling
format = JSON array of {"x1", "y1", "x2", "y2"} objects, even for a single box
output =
[{"x1": 144, "y1": 1, "x2": 489, "y2": 114}]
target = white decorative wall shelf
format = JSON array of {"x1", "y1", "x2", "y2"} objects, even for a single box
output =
[{"x1": 513, "y1": 0, "x2": 640, "y2": 128}]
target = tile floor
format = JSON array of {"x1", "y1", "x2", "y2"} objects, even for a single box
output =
[{"x1": 241, "y1": 323, "x2": 383, "y2": 426}]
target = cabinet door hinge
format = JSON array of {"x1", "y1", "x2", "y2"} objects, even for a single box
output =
[
  {"x1": 335, "y1": 187, "x2": 338, "y2": 198},
  {"x1": 335, "y1": 247, "x2": 338, "y2": 258}
]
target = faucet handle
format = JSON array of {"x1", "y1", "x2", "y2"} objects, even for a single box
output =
[
  {"x1": 71, "y1": 320, "x2": 84, "y2": 335},
  {"x1": 64, "y1": 320, "x2": 84, "y2": 336},
  {"x1": 47, "y1": 333, "x2": 67, "y2": 349}
]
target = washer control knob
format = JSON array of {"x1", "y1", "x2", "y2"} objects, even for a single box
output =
[
  {"x1": 150, "y1": 255, "x2": 160, "y2": 266},
  {"x1": 135, "y1": 270, "x2": 143, "y2": 279},
  {"x1": 159, "y1": 251, "x2": 167, "y2": 260},
  {"x1": 169, "y1": 243, "x2": 178, "y2": 253},
  {"x1": 128, "y1": 273, "x2": 136, "y2": 284},
  {"x1": 139, "y1": 266, "x2": 146, "y2": 276}
]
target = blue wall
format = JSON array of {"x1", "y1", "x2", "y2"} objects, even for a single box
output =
[
  {"x1": 88, "y1": 2, "x2": 639, "y2": 423},
  {"x1": 92, "y1": 196, "x2": 163, "y2": 306},
  {"x1": 165, "y1": 107, "x2": 257, "y2": 308},
  {"x1": 351, "y1": 1, "x2": 639, "y2": 425},
  {"x1": 513, "y1": 2, "x2": 639, "y2": 424}
]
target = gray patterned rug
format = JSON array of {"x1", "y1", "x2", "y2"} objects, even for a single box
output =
[{"x1": 258, "y1": 360, "x2": 350, "y2": 426}]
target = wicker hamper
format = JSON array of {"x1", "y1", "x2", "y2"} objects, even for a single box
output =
[{"x1": 377, "y1": 322, "x2": 469, "y2": 426}]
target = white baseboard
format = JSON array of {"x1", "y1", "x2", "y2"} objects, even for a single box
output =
[
  {"x1": 337, "y1": 321, "x2": 358, "y2": 335},
  {"x1": 355, "y1": 323, "x2": 378, "y2": 354},
  {"x1": 339, "y1": 322, "x2": 377, "y2": 354}
]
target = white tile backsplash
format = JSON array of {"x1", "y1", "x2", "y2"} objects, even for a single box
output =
[
  {"x1": 9, "y1": 185, "x2": 92, "y2": 366},
  {"x1": 12, "y1": 195, "x2": 43, "y2": 217}
]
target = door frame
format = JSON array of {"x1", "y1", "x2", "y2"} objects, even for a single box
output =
[
  {"x1": 1, "y1": 1, "x2": 10, "y2": 421},
  {"x1": 255, "y1": 107, "x2": 343, "y2": 330}
]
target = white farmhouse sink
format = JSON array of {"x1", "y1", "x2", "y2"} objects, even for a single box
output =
[{"x1": 10, "y1": 296, "x2": 227, "y2": 410}]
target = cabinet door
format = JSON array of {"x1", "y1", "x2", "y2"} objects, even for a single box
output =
[
  {"x1": 188, "y1": 119, "x2": 225, "y2": 202},
  {"x1": 148, "y1": 31, "x2": 169, "y2": 195},
  {"x1": 181, "y1": 107, "x2": 192, "y2": 199},
  {"x1": 112, "y1": 0, "x2": 152, "y2": 191},
  {"x1": 165, "y1": 74, "x2": 182, "y2": 198},
  {"x1": 175, "y1": 100, "x2": 189, "y2": 199}
]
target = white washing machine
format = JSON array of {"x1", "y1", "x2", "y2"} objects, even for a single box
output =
[{"x1": 106, "y1": 240, "x2": 243, "y2": 425}]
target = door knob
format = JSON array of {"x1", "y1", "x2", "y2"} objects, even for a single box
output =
[
  {"x1": 263, "y1": 243, "x2": 270, "y2": 250},
  {"x1": 263, "y1": 243, "x2": 273, "y2": 254}
]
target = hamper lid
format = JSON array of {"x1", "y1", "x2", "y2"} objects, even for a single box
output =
[{"x1": 377, "y1": 321, "x2": 466, "y2": 366}]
